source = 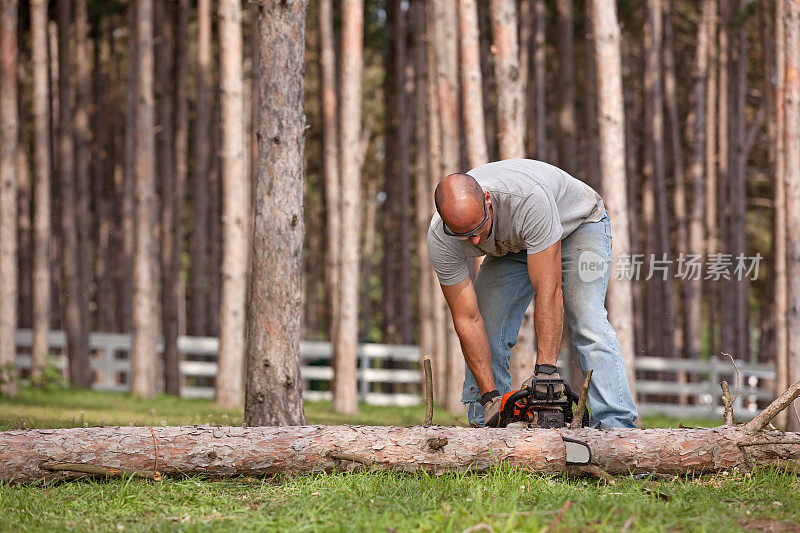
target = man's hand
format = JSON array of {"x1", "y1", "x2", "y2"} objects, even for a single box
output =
[
  {"x1": 522, "y1": 363, "x2": 564, "y2": 399},
  {"x1": 480, "y1": 390, "x2": 502, "y2": 427}
]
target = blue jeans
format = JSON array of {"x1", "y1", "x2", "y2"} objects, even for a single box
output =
[{"x1": 463, "y1": 212, "x2": 639, "y2": 428}]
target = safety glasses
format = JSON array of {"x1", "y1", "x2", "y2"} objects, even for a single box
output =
[{"x1": 442, "y1": 201, "x2": 489, "y2": 239}]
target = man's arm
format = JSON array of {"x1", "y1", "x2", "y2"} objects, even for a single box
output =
[
  {"x1": 440, "y1": 278, "x2": 496, "y2": 395},
  {"x1": 527, "y1": 241, "x2": 564, "y2": 366}
]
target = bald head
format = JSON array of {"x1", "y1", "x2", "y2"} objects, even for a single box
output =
[{"x1": 434, "y1": 173, "x2": 487, "y2": 233}]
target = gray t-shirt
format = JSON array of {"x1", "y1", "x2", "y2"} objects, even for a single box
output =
[{"x1": 427, "y1": 159, "x2": 605, "y2": 286}]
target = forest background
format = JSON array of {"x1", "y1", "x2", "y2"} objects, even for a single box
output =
[{"x1": 1, "y1": 0, "x2": 799, "y2": 430}]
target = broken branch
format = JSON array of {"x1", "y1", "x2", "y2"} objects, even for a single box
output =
[
  {"x1": 570, "y1": 370, "x2": 593, "y2": 429},
  {"x1": 721, "y1": 381, "x2": 734, "y2": 425},
  {"x1": 423, "y1": 356, "x2": 433, "y2": 427},
  {"x1": 745, "y1": 378, "x2": 800, "y2": 434},
  {"x1": 40, "y1": 462, "x2": 161, "y2": 480}
]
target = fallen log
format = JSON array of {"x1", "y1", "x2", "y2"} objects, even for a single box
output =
[
  {"x1": 0, "y1": 425, "x2": 568, "y2": 484},
  {"x1": 2, "y1": 379, "x2": 798, "y2": 485},
  {"x1": 1, "y1": 424, "x2": 798, "y2": 484}
]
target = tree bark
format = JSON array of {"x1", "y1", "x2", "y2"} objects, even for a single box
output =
[
  {"x1": 705, "y1": 0, "x2": 719, "y2": 360},
  {"x1": 643, "y1": 0, "x2": 675, "y2": 361},
  {"x1": 412, "y1": 0, "x2": 436, "y2": 391},
  {"x1": 244, "y1": 0, "x2": 308, "y2": 426},
  {"x1": 489, "y1": 0, "x2": 524, "y2": 159},
  {"x1": 458, "y1": 0, "x2": 488, "y2": 168},
  {"x1": 121, "y1": 3, "x2": 137, "y2": 334},
  {"x1": 58, "y1": 0, "x2": 92, "y2": 388},
  {"x1": 394, "y1": 0, "x2": 412, "y2": 344},
  {"x1": 556, "y1": 0, "x2": 577, "y2": 174},
  {"x1": 319, "y1": 0, "x2": 341, "y2": 349},
  {"x1": 532, "y1": 0, "x2": 546, "y2": 160},
  {"x1": 131, "y1": 0, "x2": 161, "y2": 397},
  {"x1": 0, "y1": 0, "x2": 19, "y2": 396},
  {"x1": 433, "y1": 0, "x2": 465, "y2": 414},
  {"x1": 2, "y1": 424, "x2": 799, "y2": 485},
  {"x1": 773, "y1": 0, "x2": 789, "y2": 428},
  {"x1": 331, "y1": 0, "x2": 363, "y2": 415},
  {"x1": 169, "y1": 0, "x2": 190, "y2": 373},
  {"x1": 190, "y1": 0, "x2": 212, "y2": 337},
  {"x1": 426, "y1": 2, "x2": 448, "y2": 404},
  {"x1": 592, "y1": 0, "x2": 636, "y2": 396},
  {"x1": 30, "y1": 0, "x2": 52, "y2": 380},
  {"x1": 74, "y1": 0, "x2": 92, "y2": 342},
  {"x1": 783, "y1": 0, "x2": 800, "y2": 432},
  {"x1": 216, "y1": 0, "x2": 248, "y2": 408},
  {"x1": 156, "y1": 0, "x2": 179, "y2": 396},
  {"x1": 685, "y1": 0, "x2": 713, "y2": 367},
  {"x1": 155, "y1": 0, "x2": 178, "y2": 394},
  {"x1": 662, "y1": 0, "x2": 688, "y2": 371}
]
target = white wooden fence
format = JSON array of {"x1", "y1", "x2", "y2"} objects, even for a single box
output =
[{"x1": 13, "y1": 329, "x2": 776, "y2": 419}]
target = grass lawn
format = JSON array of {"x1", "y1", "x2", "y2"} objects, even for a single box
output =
[{"x1": 1, "y1": 387, "x2": 798, "y2": 532}]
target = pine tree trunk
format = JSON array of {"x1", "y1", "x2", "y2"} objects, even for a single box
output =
[
  {"x1": 157, "y1": 0, "x2": 181, "y2": 396},
  {"x1": 330, "y1": 0, "x2": 364, "y2": 415},
  {"x1": 74, "y1": 0, "x2": 92, "y2": 339},
  {"x1": 773, "y1": 0, "x2": 789, "y2": 428},
  {"x1": 3, "y1": 423, "x2": 800, "y2": 484},
  {"x1": 319, "y1": 0, "x2": 341, "y2": 349},
  {"x1": 216, "y1": 0, "x2": 248, "y2": 408},
  {"x1": 0, "y1": 0, "x2": 19, "y2": 396},
  {"x1": 717, "y1": 0, "x2": 732, "y2": 355},
  {"x1": 489, "y1": 0, "x2": 524, "y2": 159},
  {"x1": 16, "y1": 78, "x2": 31, "y2": 331},
  {"x1": 729, "y1": 0, "x2": 750, "y2": 360},
  {"x1": 244, "y1": 0, "x2": 308, "y2": 426},
  {"x1": 783, "y1": 0, "x2": 800, "y2": 433},
  {"x1": 426, "y1": 2, "x2": 448, "y2": 404},
  {"x1": 592, "y1": 0, "x2": 636, "y2": 396},
  {"x1": 394, "y1": 0, "x2": 412, "y2": 344},
  {"x1": 532, "y1": 0, "x2": 546, "y2": 160},
  {"x1": 30, "y1": 0, "x2": 52, "y2": 380},
  {"x1": 131, "y1": 0, "x2": 161, "y2": 397},
  {"x1": 93, "y1": 22, "x2": 114, "y2": 333},
  {"x1": 581, "y1": 0, "x2": 599, "y2": 190},
  {"x1": 412, "y1": 0, "x2": 436, "y2": 385},
  {"x1": 168, "y1": 0, "x2": 190, "y2": 385},
  {"x1": 207, "y1": 95, "x2": 222, "y2": 338},
  {"x1": 122, "y1": 4, "x2": 137, "y2": 334},
  {"x1": 433, "y1": 0, "x2": 465, "y2": 414},
  {"x1": 556, "y1": 0, "x2": 577, "y2": 174},
  {"x1": 705, "y1": 0, "x2": 719, "y2": 360},
  {"x1": 643, "y1": 0, "x2": 675, "y2": 361},
  {"x1": 190, "y1": 0, "x2": 212, "y2": 337},
  {"x1": 685, "y1": 0, "x2": 712, "y2": 369},
  {"x1": 58, "y1": 0, "x2": 91, "y2": 388},
  {"x1": 662, "y1": 0, "x2": 687, "y2": 371},
  {"x1": 458, "y1": 0, "x2": 489, "y2": 168}
]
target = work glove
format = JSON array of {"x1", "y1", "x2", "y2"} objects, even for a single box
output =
[
  {"x1": 522, "y1": 364, "x2": 564, "y2": 400},
  {"x1": 480, "y1": 390, "x2": 502, "y2": 427}
]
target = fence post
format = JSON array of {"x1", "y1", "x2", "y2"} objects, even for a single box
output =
[
  {"x1": 359, "y1": 353, "x2": 369, "y2": 399},
  {"x1": 710, "y1": 355, "x2": 720, "y2": 416}
]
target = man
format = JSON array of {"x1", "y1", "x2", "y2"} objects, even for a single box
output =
[{"x1": 427, "y1": 159, "x2": 638, "y2": 428}]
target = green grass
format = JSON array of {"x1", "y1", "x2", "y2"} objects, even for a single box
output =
[{"x1": 1, "y1": 388, "x2": 798, "y2": 532}]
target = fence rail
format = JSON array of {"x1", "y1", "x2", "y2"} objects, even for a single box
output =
[{"x1": 13, "y1": 329, "x2": 776, "y2": 419}]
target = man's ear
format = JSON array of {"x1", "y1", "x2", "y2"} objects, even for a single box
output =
[{"x1": 485, "y1": 191, "x2": 491, "y2": 204}]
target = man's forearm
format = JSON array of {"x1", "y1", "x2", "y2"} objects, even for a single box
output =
[
  {"x1": 533, "y1": 287, "x2": 563, "y2": 366},
  {"x1": 452, "y1": 315, "x2": 496, "y2": 395}
]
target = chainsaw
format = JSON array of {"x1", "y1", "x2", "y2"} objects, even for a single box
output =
[{"x1": 496, "y1": 377, "x2": 589, "y2": 429}]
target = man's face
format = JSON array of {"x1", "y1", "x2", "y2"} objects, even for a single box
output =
[{"x1": 443, "y1": 192, "x2": 493, "y2": 246}]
